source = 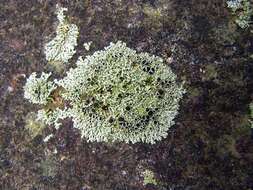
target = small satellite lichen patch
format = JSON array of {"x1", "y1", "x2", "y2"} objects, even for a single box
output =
[{"x1": 44, "y1": 4, "x2": 79, "y2": 65}]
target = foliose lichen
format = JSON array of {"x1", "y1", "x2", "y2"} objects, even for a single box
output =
[
  {"x1": 23, "y1": 72, "x2": 56, "y2": 105},
  {"x1": 142, "y1": 169, "x2": 158, "y2": 186},
  {"x1": 44, "y1": 4, "x2": 79, "y2": 64},
  {"x1": 227, "y1": 0, "x2": 252, "y2": 29},
  {"x1": 24, "y1": 41, "x2": 185, "y2": 144},
  {"x1": 37, "y1": 107, "x2": 70, "y2": 130},
  {"x1": 227, "y1": 0, "x2": 243, "y2": 10}
]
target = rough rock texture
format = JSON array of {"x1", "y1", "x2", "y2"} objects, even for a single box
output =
[{"x1": 0, "y1": 0, "x2": 252, "y2": 190}]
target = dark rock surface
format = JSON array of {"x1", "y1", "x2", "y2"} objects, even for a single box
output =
[{"x1": 0, "y1": 0, "x2": 252, "y2": 189}]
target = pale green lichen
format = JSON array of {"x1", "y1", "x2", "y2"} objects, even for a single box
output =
[
  {"x1": 44, "y1": 4, "x2": 79, "y2": 64},
  {"x1": 24, "y1": 41, "x2": 185, "y2": 144},
  {"x1": 23, "y1": 72, "x2": 56, "y2": 105},
  {"x1": 37, "y1": 108, "x2": 70, "y2": 129},
  {"x1": 142, "y1": 169, "x2": 157, "y2": 186},
  {"x1": 227, "y1": 0, "x2": 252, "y2": 29},
  {"x1": 43, "y1": 134, "x2": 54, "y2": 142},
  {"x1": 83, "y1": 41, "x2": 92, "y2": 51},
  {"x1": 25, "y1": 112, "x2": 46, "y2": 138},
  {"x1": 227, "y1": 0, "x2": 243, "y2": 11}
]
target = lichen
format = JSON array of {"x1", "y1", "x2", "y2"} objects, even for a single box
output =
[
  {"x1": 37, "y1": 108, "x2": 70, "y2": 130},
  {"x1": 227, "y1": 0, "x2": 252, "y2": 29},
  {"x1": 44, "y1": 4, "x2": 79, "y2": 64},
  {"x1": 142, "y1": 169, "x2": 157, "y2": 186},
  {"x1": 83, "y1": 41, "x2": 92, "y2": 51},
  {"x1": 25, "y1": 112, "x2": 46, "y2": 138},
  {"x1": 23, "y1": 72, "x2": 56, "y2": 105},
  {"x1": 227, "y1": 0, "x2": 243, "y2": 11},
  {"x1": 43, "y1": 134, "x2": 54, "y2": 143},
  {"x1": 24, "y1": 41, "x2": 185, "y2": 144}
]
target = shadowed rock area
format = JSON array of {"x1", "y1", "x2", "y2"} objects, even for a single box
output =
[{"x1": 0, "y1": 0, "x2": 252, "y2": 189}]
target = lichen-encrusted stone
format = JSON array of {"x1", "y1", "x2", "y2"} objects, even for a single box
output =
[
  {"x1": 24, "y1": 41, "x2": 185, "y2": 144},
  {"x1": 55, "y1": 41, "x2": 185, "y2": 143}
]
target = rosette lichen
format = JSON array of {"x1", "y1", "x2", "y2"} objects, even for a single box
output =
[{"x1": 24, "y1": 41, "x2": 185, "y2": 144}]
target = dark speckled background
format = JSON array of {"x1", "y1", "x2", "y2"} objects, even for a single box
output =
[{"x1": 0, "y1": 0, "x2": 253, "y2": 190}]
